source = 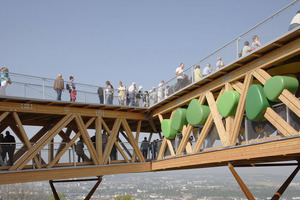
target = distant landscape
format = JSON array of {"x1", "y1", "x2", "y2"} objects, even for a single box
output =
[{"x1": 1, "y1": 165, "x2": 300, "y2": 200}]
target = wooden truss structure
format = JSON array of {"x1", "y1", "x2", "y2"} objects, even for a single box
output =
[{"x1": 0, "y1": 28, "x2": 299, "y2": 199}]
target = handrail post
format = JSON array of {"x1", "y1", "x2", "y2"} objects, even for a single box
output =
[
  {"x1": 42, "y1": 78, "x2": 45, "y2": 99},
  {"x1": 236, "y1": 37, "x2": 240, "y2": 59},
  {"x1": 72, "y1": 143, "x2": 76, "y2": 166}
]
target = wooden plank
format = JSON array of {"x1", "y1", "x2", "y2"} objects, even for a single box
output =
[
  {"x1": 152, "y1": 136, "x2": 300, "y2": 171},
  {"x1": 278, "y1": 89, "x2": 300, "y2": 117},
  {"x1": 131, "y1": 120, "x2": 142, "y2": 162},
  {"x1": 264, "y1": 107, "x2": 298, "y2": 136},
  {"x1": 0, "y1": 111, "x2": 10, "y2": 123},
  {"x1": 253, "y1": 68, "x2": 272, "y2": 85},
  {"x1": 102, "y1": 118, "x2": 122, "y2": 164},
  {"x1": 12, "y1": 112, "x2": 41, "y2": 169},
  {"x1": 157, "y1": 138, "x2": 167, "y2": 160},
  {"x1": 0, "y1": 101, "x2": 147, "y2": 120},
  {"x1": 75, "y1": 115, "x2": 100, "y2": 165},
  {"x1": 95, "y1": 116, "x2": 102, "y2": 158},
  {"x1": 176, "y1": 125, "x2": 193, "y2": 156},
  {"x1": 121, "y1": 118, "x2": 145, "y2": 162},
  {"x1": 10, "y1": 114, "x2": 74, "y2": 170},
  {"x1": 225, "y1": 83, "x2": 234, "y2": 135},
  {"x1": 166, "y1": 139, "x2": 175, "y2": 156},
  {"x1": 206, "y1": 92, "x2": 229, "y2": 146},
  {"x1": 230, "y1": 73, "x2": 253, "y2": 145},
  {"x1": 0, "y1": 162, "x2": 152, "y2": 185}
]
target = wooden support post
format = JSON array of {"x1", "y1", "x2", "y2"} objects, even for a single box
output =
[
  {"x1": 85, "y1": 177, "x2": 103, "y2": 200},
  {"x1": 75, "y1": 115, "x2": 100, "y2": 165},
  {"x1": 10, "y1": 114, "x2": 74, "y2": 170},
  {"x1": 206, "y1": 92, "x2": 229, "y2": 147},
  {"x1": 49, "y1": 180, "x2": 60, "y2": 200},
  {"x1": 271, "y1": 163, "x2": 300, "y2": 200},
  {"x1": 131, "y1": 120, "x2": 141, "y2": 162},
  {"x1": 230, "y1": 73, "x2": 253, "y2": 145},
  {"x1": 95, "y1": 116, "x2": 102, "y2": 158},
  {"x1": 228, "y1": 163, "x2": 255, "y2": 200},
  {"x1": 12, "y1": 112, "x2": 41, "y2": 169}
]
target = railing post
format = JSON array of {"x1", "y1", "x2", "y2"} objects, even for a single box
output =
[
  {"x1": 72, "y1": 143, "x2": 76, "y2": 166},
  {"x1": 236, "y1": 37, "x2": 240, "y2": 59},
  {"x1": 245, "y1": 117, "x2": 249, "y2": 144},
  {"x1": 42, "y1": 78, "x2": 45, "y2": 99}
]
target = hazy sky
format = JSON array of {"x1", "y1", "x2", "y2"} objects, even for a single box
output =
[{"x1": 0, "y1": 0, "x2": 295, "y2": 91}]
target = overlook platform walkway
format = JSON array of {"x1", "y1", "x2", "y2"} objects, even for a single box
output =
[{"x1": 0, "y1": 11, "x2": 300, "y2": 200}]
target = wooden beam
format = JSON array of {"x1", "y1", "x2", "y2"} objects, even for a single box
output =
[
  {"x1": 230, "y1": 73, "x2": 253, "y2": 145},
  {"x1": 48, "y1": 118, "x2": 95, "y2": 168},
  {"x1": 102, "y1": 118, "x2": 122, "y2": 164},
  {"x1": 264, "y1": 107, "x2": 298, "y2": 136},
  {"x1": 121, "y1": 118, "x2": 145, "y2": 162},
  {"x1": 206, "y1": 92, "x2": 229, "y2": 146},
  {"x1": 95, "y1": 116, "x2": 102, "y2": 158},
  {"x1": 10, "y1": 114, "x2": 74, "y2": 170},
  {"x1": 12, "y1": 112, "x2": 41, "y2": 169},
  {"x1": 228, "y1": 163, "x2": 255, "y2": 200},
  {"x1": 131, "y1": 120, "x2": 142, "y2": 163},
  {"x1": 75, "y1": 115, "x2": 100, "y2": 165},
  {"x1": 0, "y1": 162, "x2": 152, "y2": 185},
  {"x1": 0, "y1": 102, "x2": 148, "y2": 120},
  {"x1": 0, "y1": 111, "x2": 10, "y2": 123}
]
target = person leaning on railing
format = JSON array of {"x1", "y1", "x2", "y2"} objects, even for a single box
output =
[
  {"x1": 118, "y1": 81, "x2": 126, "y2": 106},
  {"x1": 202, "y1": 63, "x2": 214, "y2": 77},
  {"x1": 105, "y1": 81, "x2": 114, "y2": 105},
  {"x1": 193, "y1": 65, "x2": 202, "y2": 82},
  {"x1": 0, "y1": 67, "x2": 11, "y2": 96}
]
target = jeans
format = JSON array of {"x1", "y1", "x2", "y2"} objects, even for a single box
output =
[
  {"x1": 129, "y1": 93, "x2": 135, "y2": 106},
  {"x1": 56, "y1": 89, "x2": 62, "y2": 100}
]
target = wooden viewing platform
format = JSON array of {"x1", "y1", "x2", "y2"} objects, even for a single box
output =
[{"x1": 0, "y1": 26, "x2": 299, "y2": 200}]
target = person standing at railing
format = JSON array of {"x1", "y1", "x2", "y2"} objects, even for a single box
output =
[
  {"x1": 0, "y1": 133, "x2": 5, "y2": 166},
  {"x1": 251, "y1": 35, "x2": 262, "y2": 51},
  {"x1": 53, "y1": 73, "x2": 65, "y2": 101},
  {"x1": 216, "y1": 57, "x2": 225, "y2": 69},
  {"x1": 76, "y1": 136, "x2": 85, "y2": 162},
  {"x1": 143, "y1": 91, "x2": 149, "y2": 107},
  {"x1": 288, "y1": 10, "x2": 300, "y2": 31},
  {"x1": 97, "y1": 87, "x2": 104, "y2": 104},
  {"x1": 140, "y1": 137, "x2": 150, "y2": 159},
  {"x1": 2, "y1": 131, "x2": 15, "y2": 166},
  {"x1": 242, "y1": 41, "x2": 252, "y2": 57},
  {"x1": 118, "y1": 81, "x2": 126, "y2": 106},
  {"x1": 157, "y1": 80, "x2": 165, "y2": 102},
  {"x1": 66, "y1": 76, "x2": 76, "y2": 102},
  {"x1": 0, "y1": 67, "x2": 11, "y2": 96},
  {"x1": 149, "y1": 87, "x2": 157, "y2": 106},
  {"x1": 175, "y1": 63, "x2": 186, "y2": 91},
  {"x1": 128, "y1": 82, "x2": 137, "y2": 106},
  {"x1": 105, "y1": 81, "x2": 114, "y2": 105},
  {"x1": 202, "y1": 63, "x2": 214, "y2": 76},
  {"x1": 193, "y1": 65, "x2": 202, "y2": 82},
  {"x1": 136, "y1": 86, "x2": 143, "y2": 107}
]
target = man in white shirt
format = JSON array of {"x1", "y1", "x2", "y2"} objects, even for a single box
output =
[
  {"x1": 175, "y1": 63, "x2": 186, "y2": 90},
  {"x1": 202, "y1": 63, "x2": 213, "y2": 76},
  {"x1": 128, "y1": 82, "x2": 136, "y2": 106}
]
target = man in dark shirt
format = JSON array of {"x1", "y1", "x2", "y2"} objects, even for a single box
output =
[{"x1": 2, "y1": 131, "x2": 16, "y2": 166}]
